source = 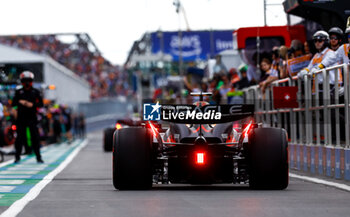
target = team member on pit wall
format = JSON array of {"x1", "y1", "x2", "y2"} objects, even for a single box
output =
[
  {"x1": 12, "y1": 71, "x2": 44, "y2": 163},
  {"x1": 298, "y1": 31, "x2": 340, "y2": 85},
  {"x1": 335, "y1": 27, "x2": 350, "y2": 65},
  {"x1": 328, "y1": 27, "x2": 343, "y2": 51}
]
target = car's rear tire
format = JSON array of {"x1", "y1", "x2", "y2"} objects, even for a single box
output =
[
  {"x1": 113, "y1": 127, "x2": 153, "y2": 190},
  {"x1": 103, "y1": 128, "x2": 115, "y2": 152},
  {"x1": 248, "y1": 128, "x2": 289, "y2": 190}
]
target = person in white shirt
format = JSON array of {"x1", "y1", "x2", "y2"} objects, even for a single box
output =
[
  {"x1": 328, "y1": 27, "x2": 343, "y2": 51},
  {"x1": 298, "y1": 31, "x2": 339, "y2": 85},
  {"x1": 335, "y1": 27, "x2": 350, "y2": 65}
]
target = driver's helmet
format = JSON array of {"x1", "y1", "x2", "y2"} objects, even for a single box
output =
[{"x1": 19, "y1": 71, "x2": 34, "y2": 82}]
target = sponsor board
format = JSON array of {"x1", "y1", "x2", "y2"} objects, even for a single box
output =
[{"x1": 143, "y1": 103, "x2": 254, "y2": 123}]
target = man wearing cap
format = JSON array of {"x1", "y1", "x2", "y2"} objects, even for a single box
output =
[
  {"x1": 298, "y1": 30, "x2": 338, "y2": 85},
  {"x1": 335, "y1": 26, "x2": 350, "y2": 65},
  {"x1": 328, "y1": 27, "x2": 343, "y2": 51},
  {"x1": 12, "y1": 71, "x2": 44, "y2": 163}
]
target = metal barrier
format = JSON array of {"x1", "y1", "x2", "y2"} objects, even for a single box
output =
[{"x1": 243, "y1": 64, "x2": 350, "y2": 179}]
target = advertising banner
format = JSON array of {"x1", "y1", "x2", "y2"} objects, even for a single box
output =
[
  {"x1": 287, "y1": 54, "x2": 312, "y2": 76},
  {"x1": 143, "y1": 103, "x2": 254, "y2": 124},
  {"x1": 289, "y1": 144, "x2": 294, "y2": 169},
  {"x1": 345, "y1": 149, "x2": 350, "y2": 180},
  {"x1": 151, "y1": 30, "x2": 234, "y2": 61},
  {"x1": 303, "y1": 145, "x2": 308, "y2": 172},
  {"x1": 311, "y1": 146, "x2": 315, "y2": 174},
  {"x1": 297, "y1": 144, "x2": 301, "y2": 170},
  {"x1": 326, "y1": 147, "x2": 332, "y2": 177},
  {"x1": 318, "y1": 146, "x2": 323, "y2": 175},
  {"x1": 335, "y1": 148, "x2": 341, "y2": 179}
]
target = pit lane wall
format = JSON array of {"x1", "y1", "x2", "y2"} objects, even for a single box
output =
[{"x1": 243, "y1": 64, "x2": 350, "y2": 180}]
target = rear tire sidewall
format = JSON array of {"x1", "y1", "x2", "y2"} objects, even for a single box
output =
[
  {"x1": 113, "y1": 127, "x2": 153, "y2": 190},
  {"x1": 248, "y1": 128, "x2": 289, "y2": 190}
]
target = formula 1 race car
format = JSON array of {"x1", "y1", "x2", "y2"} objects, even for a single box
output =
[
  {"x1": 103, "y1": 115, "x2": 142, "y2": 152},
  {"x1": 112, "y1": 92, "x2": 288, "y2": 190}
]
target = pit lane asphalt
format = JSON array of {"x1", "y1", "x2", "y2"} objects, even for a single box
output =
[{"x1": 8, "y1": 130, "x2": 350, "y2": 217}]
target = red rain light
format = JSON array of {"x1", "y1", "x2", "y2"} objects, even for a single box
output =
[
  {"x1": 115, "y1": 123, "x2": 122, "y2": 130},
  {"x1": 196, "y1": 152, "x2": 205, "y2": 165},
  {"x1": 11, "y1": 125, "x2": 17, "y2": 131}
]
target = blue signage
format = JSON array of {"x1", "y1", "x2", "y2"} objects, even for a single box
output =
[
  {"x1": 345, "y1": 149, "x2": 350, "y2": 180},
  {"x1": 311, "y1": 146, "x2": 315, "y2": 174},
  {"x1": 143, "y1": 102, "x2": 161, "y2": 121},
  {"x1": 289, "y1": 144, "x2": 294, "y2": 169},
  {"x1": 335, "y1": 148, "x2": 341, "y2": 179},
  {"x1": 151, "y1": 30, "x2": 234, "y2": 61},
  {"x1": 318, "y1": 147, "x2": 323, "y2": 175},
  {"x1": 303, "y1": 145, "x2": 308, "y2": 172},
  {"x1": 326, "y1": 147, "x2": 332, "y2": 177}
]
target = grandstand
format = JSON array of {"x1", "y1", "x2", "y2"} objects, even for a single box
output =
[{"x1": 0, "y1": 33, "x2": 129, "y2": 100}]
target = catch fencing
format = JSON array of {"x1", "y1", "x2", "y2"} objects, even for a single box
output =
[{"x1": 243, "y1": 64, "x2": 350, "y2": 180}]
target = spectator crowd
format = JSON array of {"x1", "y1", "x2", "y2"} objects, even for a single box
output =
[
  {"x1": 0, "y1": 34, "x2": 130, "y2": 99},
  {"x1": 157, "y1": 25, "x2": 350, "y2": 105}
]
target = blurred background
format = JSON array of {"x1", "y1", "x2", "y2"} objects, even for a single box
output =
[{"x1": 0, "y1": 0, "x2": 348, "y2": 147}]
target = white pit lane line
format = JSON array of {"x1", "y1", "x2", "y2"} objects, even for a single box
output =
[
  {"x1": 0, "y1": 139, "x2": 88, "y2": 217},
  {"x1": 289, "y1": 173, "x2": 350, "y2": 192}
]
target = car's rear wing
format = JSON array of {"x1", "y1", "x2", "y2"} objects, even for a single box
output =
[{"x1": 160, "y1": 104, "x2": 254, "y2": 124}]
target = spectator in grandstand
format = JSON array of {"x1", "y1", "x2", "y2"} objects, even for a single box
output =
[
  {"x1": 328, "y1": 27, "x2": 344, "y2": 51},
  {"x1": 0, "y1": 35, "x2": 127, "y2": 100},
  {"x1": 298, "y1": 31, "x2": 340, "y2": 86},
  {"x1": 335, "y1": 26, "x2": 350, "y2": 65},
  {"x1": 259, "y1": 58, "x2": 279, "y2": 94}
]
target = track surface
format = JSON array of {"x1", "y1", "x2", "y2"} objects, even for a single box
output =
[{"x1": 2, "y1": 131, "x2": 350, "y2": 217}]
